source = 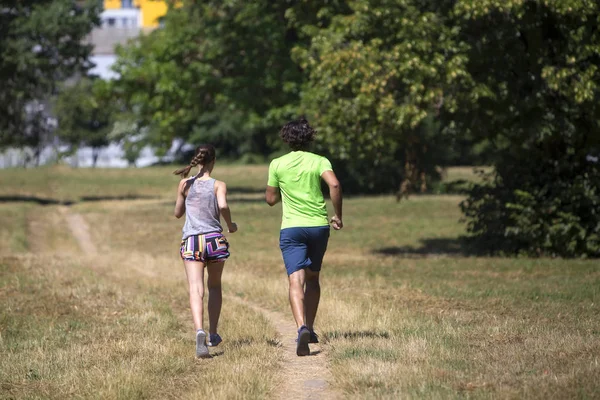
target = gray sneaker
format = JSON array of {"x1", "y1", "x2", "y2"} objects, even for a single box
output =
[{"x1": 196, "y1": 329, "x2": 209, "y2": 358}]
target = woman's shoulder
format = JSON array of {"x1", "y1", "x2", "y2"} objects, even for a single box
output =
[
  {"x1": 213, "y1": 179, "x2": 226, "y2": 189},
  {"x1": 178, "y1": 176, "x2": 196, "y2": 196},
  {"x1": 179, "y1": 176, "x2": 195, "y2": 187}
]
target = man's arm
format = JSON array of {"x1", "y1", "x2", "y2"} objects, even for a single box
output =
[
  {"x1": 321, "y1": 170, "x2": 343, "y2": 230},
  {"x1": 265, "y1": 185, "x2": 281, "y2": 206}
]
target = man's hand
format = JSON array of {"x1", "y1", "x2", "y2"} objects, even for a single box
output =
[
  {"x1": 265, "y1": 185, "x2": 281, "y2": 206},
  {"x1": 330, "y1": 215, "x2": 343, "y2": 230}
]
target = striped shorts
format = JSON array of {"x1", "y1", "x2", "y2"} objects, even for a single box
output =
[{"x1": 180, "y1": 232, "x2": 230, "y2": 263}]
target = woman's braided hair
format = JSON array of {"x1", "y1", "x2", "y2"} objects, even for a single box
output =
[
  {"x1": 172, "y1": 144, "x2": 216, "y2": 178},
  {"x1": 279, "y1": 117, "x2": 316, "y2": 150}
]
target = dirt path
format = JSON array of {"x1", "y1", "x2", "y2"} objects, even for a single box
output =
[
  {"x1": 59, "y1": 206, "x2": 97, "y2": 254},
  {"x1": 63, "y1": 206, "x2": 337, "y2": 399},
  {"x1": 228, "y1": 296, "x2": 339, "y2": 400}
]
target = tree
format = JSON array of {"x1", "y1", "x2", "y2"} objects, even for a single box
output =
[
  {"x1": 109, "y1": 119, "x2": 147, "y2": 167},
  {"x1": 111, "y1": 0, "x2": 314, "y2": 159},
  {"x1": 0, "y1": 0, "x2": 101, "y2": 149},
  {"x1": 54, "y1": 78, "x2": 114, "y2": 167},
  {"x1": 454, "y1": 0, "x2": 600, "y2": 257},
  {"x1": 294, "y1": 0, "x2": 599, "y2": 255},
  {"x1": 294, "y1": 0, "x2": 468, "y2": 193},
  {"x1": 20, "y1": 100, "x2": 58, "y2": 166}
]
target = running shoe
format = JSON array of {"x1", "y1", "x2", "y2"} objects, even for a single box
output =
[
  {"x1": 196, "y1": 329, "x2": 209, "y2": 358},
  {"x1": 309, "y1": 329, "x2": 319, "y2": 344},
  {"x1": 296, "y1": 325, "x2": 311, "y2": 356},
  {"x1": 208, "y1": 333, "x2": 222, "y2": 347}
]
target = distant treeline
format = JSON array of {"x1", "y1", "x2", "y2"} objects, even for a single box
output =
[{"x1": 1, "y1": 0, "x2": 599, "y2": 256}]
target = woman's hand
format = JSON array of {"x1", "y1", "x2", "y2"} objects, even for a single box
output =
[{"x1": 228, "y1": 222, "x2": 238, "y2": 233}]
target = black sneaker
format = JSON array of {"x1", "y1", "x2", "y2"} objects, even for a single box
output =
[
  {"x1": 296, "y1": 325, "x2": 310, "y2": 356},
  {"x1": 208, "y1": 333, "x2": 222, "y2": 347},
  {"x1": 309, "y1": 329, "x2": 319, "y2": 344}
]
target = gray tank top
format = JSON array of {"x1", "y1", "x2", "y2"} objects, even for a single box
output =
[{"x1": 182, "y1": 177, "x2": 222, "y2": 239}]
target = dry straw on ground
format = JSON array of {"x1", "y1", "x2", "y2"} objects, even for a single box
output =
[{"x1": 1, "y1": 166, "x2": 599, "y2": 399}]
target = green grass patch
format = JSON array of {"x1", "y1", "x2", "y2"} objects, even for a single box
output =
[
  {"x1": 0, "y1": 255, "x2": 280, "y2": 399},
  {"x1": 1, "y1": 165, "x2": 598, "y2": 399},
  {"x1": 0, "y1": 204, "x2": 29, "y2": 253},
  {"x1": 0, "y1": 164, "x2": 268, "y2": 203}
]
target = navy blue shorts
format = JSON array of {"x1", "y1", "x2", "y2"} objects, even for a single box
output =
[{"x1": 279, "y1": 226, "x2": 330, "y2": 276}]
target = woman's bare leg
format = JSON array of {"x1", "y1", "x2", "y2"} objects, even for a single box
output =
[
  {"x1": 184, "y1": 260, "x2": 205, "y2": 331},
  {"x1": 207, "y1": 262, "x2": 224, "y2": 335}
]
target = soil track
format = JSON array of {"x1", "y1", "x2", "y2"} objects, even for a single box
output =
[
  {"x1": 228, "y1": 295, "x2": 338, "y2": 399},
  {"x1": 63, "y1": 205, "x2": 338, "y2": 400},
  {"x1": 60, "y1": 206, "x2": 96, "y2": 255}
]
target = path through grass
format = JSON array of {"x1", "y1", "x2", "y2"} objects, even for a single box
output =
[{"x1": 1, "y1": 165, "x2": 598, "y2": 399}]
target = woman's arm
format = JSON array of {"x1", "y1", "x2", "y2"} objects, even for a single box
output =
[
  {"x1": 215, "y1": 181, "x2": 238, "y2": 233},
  {"x1": 174, "y1": 179, "x2": 188, "y2": 218}
]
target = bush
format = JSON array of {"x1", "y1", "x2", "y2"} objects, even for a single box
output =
[
  {"x1": 461, "y1": 148, "x2": 600, "y2": 258},
  {"x1": 237, "y1": 153, "x2": 265, "y2": 165}
]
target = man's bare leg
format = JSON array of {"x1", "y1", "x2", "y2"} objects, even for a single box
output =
[
  {"x1": 304, "y1": 269, "x2": 320, "y2": 330},
  {"x1": 288, "y1": 269, "x2": 306, "y2": 329}
]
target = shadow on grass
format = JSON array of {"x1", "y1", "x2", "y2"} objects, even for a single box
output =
[
  {"x1": 227, "y1": 186, "x2": 265, "y2": 203},
  {"x1": 228, "y1": 196, "x2": 266, "y2": 203},
  {"x1": 227, "y1": 186, "x2": 264, "y2": 194},
  {"x1": 80, "y1": 194, "x2": 158, "y2": 202},
  {"x1": 0, "y1": 187, "x2": 264, "y2": 206},
  {"x1": 325, "y1": 330, "x2": 390, "y2": 341},
  {"x1": 0, "y1": 194, "x2": 158, "y2": 206},
  {"x1": 228, "y1": 338, "x2": 254, "y2": 347},
  {"x1": 207, "y1": 350, "x2": 225, "y2": 358},
  {"x1": 0, "y1": 195, "x2": 74, "y2": 206},
  {"x1": 373, "y1": 237, "x2": 481, "y2": 257}
]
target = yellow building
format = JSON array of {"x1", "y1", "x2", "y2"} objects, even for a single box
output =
[{"x1": 103, "y1": 0, "x2": 168, "y2": 28}]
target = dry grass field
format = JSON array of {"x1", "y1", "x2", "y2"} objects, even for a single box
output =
[{"x1": 1, "y1": 165, "x2": 599, "y2": 399}]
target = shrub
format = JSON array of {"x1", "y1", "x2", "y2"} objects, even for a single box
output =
[{"x1": 461, "y1": 148, "x2": 600, "y2": 258}]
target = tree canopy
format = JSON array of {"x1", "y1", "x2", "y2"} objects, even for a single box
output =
[
  {"x1": 454, "y1": 0, "x2": 600, "y2": 257},
  {"x1": 54, "y1": 78, "x2": 113, "y2": 167},
  {"x1": 4, "y1": 0, "x2": 598, "y2": 256},
  {"x1": 0, "y1": 0, "x2": 101, "y2": 148},
  {"x1": 294, "y1": 0, "x2": 466, "y2": 193},
  {"x1": 110, "y1": 0, "x2": 315, "y2": 158}
]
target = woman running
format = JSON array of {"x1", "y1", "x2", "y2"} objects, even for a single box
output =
[{"x1": 173, "y1": 144, "x2": 238, "y2": 358}]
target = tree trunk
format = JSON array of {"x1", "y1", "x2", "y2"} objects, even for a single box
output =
[
  {"x1": 92, "y1": 147, "x2": 100, "y2": 168},
  {"x1": 34, "y1": 146, "x2": 41, "y2": 167}
]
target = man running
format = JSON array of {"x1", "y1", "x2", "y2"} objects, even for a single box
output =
[{"x1": 265, "y1": 118, "x2": 343, "y2": 356}]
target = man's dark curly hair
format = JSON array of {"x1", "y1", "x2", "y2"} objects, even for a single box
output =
[{"x1": 279, "y1": 118, "x2": 316, "y2": 150}]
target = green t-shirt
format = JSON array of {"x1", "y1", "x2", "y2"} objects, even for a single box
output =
[{"x1": 267, "y1": 151, "x2": 333, "y2": 229}]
